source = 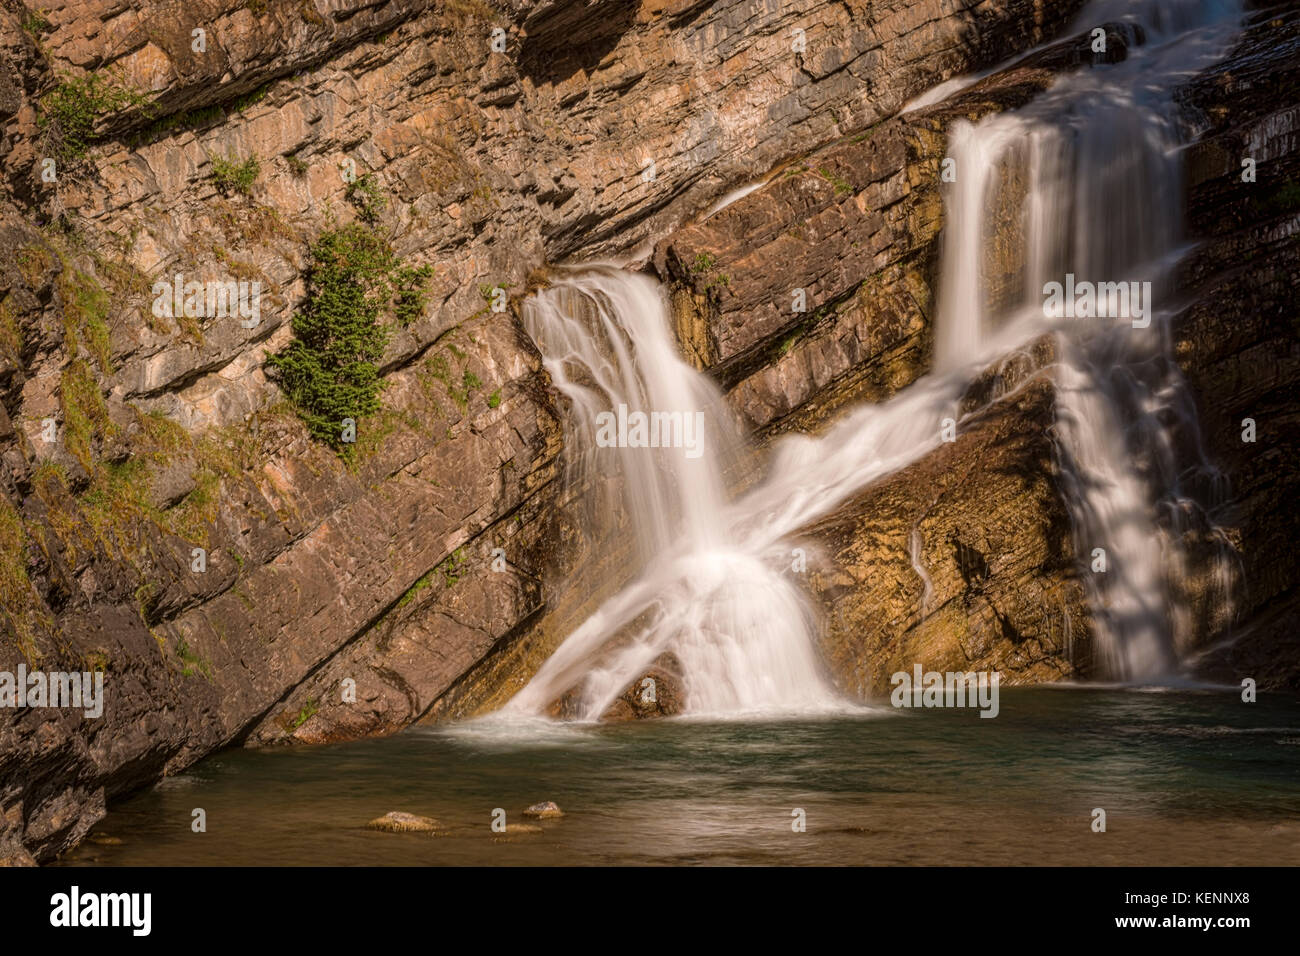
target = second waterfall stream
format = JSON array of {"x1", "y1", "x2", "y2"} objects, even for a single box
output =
[{"x1": 503, "y1": 0, "x2": 1245, "y2": 721}]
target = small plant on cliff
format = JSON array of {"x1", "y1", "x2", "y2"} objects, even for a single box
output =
[
  {"x1": 210, "y1": 152, "x2": 260, "y2": 196},
  {"x1": 60, "y1": 359, "x2": 115, "y2": 473},
  {"x1": 22, "y1": 8, "x2": 51, "y2": 37},
  {"x1": 691, "y1": 252, "x2": 717, "y2": 274},
  {"x1": 346, "y1": 172, "x2": 388, "y2": 223},
  {"x1": 393, "y1": 263, "x2": 434, "y2": 325},
  {"x1": 817, "y1": 167, "x2": 854, "y2": 196},
  {"x1": 0, "y1": 497, "x2": 48, "y2": 666},
  {"x1": 39, "y1": 71, "x2": 149, "y2": 164},
  {"x1": 291, "y1": 697, "x2": 319, "y2": 728},
  {"x1": 266, "y1": 222, "x2": 397, "y2": 448},
  {"x1": 60, "y1": 269, "x2": 113, "y2": 372},
  {"x1": 174, "y1": 637, "x2": 213, "y2": 681}
]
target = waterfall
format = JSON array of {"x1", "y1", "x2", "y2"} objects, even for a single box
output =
[
  {"x1": 510, "y1": 267, "x2": 973, "y2": 719},
  {"x1": 509, "y1": 271, "x2": 844, "y2": 719},
  {"x1": 935, "y1": 0, "x2": 1244, "y2": 679},
  {"x1": 507, "y1": 0, "x2": 1245, "y2": 719}
]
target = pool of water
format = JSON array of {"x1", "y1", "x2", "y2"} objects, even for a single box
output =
[{"x1": 57, "y1": 687, "x2": 1300, "y2": 866}]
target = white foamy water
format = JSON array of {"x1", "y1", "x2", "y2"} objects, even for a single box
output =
[
  {"x1": 511, "y1": 272, "x2": 850, "y2": 720},
  {"x1": 505, "y1": 0, "x2": 1245, "y2": 718},
  {"x1": 937, "y1": 0, "x2": 1243, "y2": 678}
]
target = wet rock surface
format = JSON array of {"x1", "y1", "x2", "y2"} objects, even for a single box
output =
[
  {"x1": 599, "y1": 653, "x2": 686, "y2": 720},
  {"x1": 801, "y1": 375, "x2": 1091, "y2": 695},
  {"x1": 1174, "y1": 2, "x2": 1300, "y2": 687},
  {"x1": 367, "y1": 810, "x2": 441, "y2": 833}
]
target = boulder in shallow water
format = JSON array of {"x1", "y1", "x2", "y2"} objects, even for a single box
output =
[
  {"x1": 599, "y1": 654, "x2": 687, "y2": 721},
  {"x1": 367, "y1": 811, "x2": 440, "y2": 833},
  {"x1": 545, "y1": 653, "x2": 686, "y2": 721},
  {"x1": 523, "y1": 801, "x2": 564, "y2": 819},
  {"x1": 495, "y1": 823, "x2": 543, "y2": 838}
]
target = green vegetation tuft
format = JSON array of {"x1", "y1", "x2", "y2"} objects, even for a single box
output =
[
  {"x1": 423, "y1": 352, "x2": 468, "y2": 411},
  {"x1": 39, "y1": 71, "x2": 149, "y2": 163},
  {"x1": 60, "y1": 270, "x2": 113, "y2": 371},
  {"x1": 266, "y1": 223, "x2": 397, "y2": 448},
  {"x1": 0, "y1": 496, "x2": 49, "y2": 665},
  {"x1": 818, "y1": 167, "x2": 854, "y2": 195},
  {"x1": 16, "y1": 245, "x2": 52, "y2": 287},
  {"x1": 440, "y1": 547, "x2": 468, "y2": 585},
  {"x1": 230, "y1": 84, "x2": 269, "y2": 112},
  {"x1": 346, "y1": 172, "x2": 387, "y2": 223},
  {"x1": 60, "y1": 359, "x2": 114, "y2": 472},
  {"x1": 393, "y1": 263, "x2": 434, "y2": 326},
  {"x1": 210, "y1": 153, "x2": 260, "y2": 196},
  {"x1": 175, "y1": 637, "x2": 214, "y2": 680},
  {"x1": 0, "y1": 297, "x2": 21, "y2": 363},
  {"x1": 22, "y1": 9, "x2": 51, "y2": 36},
  {"x1": 269, "y1": 170, "x2": 441, "y2": 450},
  {"x1": 1250, "y1": 181, "x2": 1300, "y2": 217},
  {"x1": 291, "y1": 697, "x2": 319, "y2": 728},
  {"x1": 143, "y1": 104, "x2": 222, "y2": 140}
]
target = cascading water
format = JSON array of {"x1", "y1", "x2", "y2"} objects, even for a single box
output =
[
  {"x1": 510, "y1": 271, "x2": 841, "y2": 719},
  {"x1": 936, "y1": 0, "x2": 1244, "y2": 679},
  {"x1": 506, "y1": 0, "x2": 1246, "y2": 719},
  {"x1": 509, "y1": 267, "x2": 972, "y2": 719}
]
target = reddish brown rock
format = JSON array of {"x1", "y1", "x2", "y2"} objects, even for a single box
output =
[
  {"x1": 800, "y1": 375, "x2": 1092, "y2": 696},
  {"x1": 599, "y1": 653, "x2": 686, "y2": 721}
]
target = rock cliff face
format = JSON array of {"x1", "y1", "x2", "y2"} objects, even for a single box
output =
[
  {"x1": 1173, "y1": 0, "x2": 1300, "y2": 688},
  {"x1": 0, "y1": 0, "x2": 1295, "y2": 866}
]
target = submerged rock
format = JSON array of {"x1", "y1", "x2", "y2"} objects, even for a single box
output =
[
  {"x1": 522, "y1": 801, "x2": 564, "y2": 819},
  {"x1": 366, "y1": 811, "x2": 441, "y2": 834},
  {"x1": 495, "y1": 823, "x2": 543, "y2": 837}
]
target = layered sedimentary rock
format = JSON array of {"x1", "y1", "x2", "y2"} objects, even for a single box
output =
[
  {"x1": 0, "y1": 0, "x2": 1092, "y2": 863},
  {"x1": 801, "y1": 371, "x2": 1089, "y2": 696},
  {"x1": 646, "y1": 4, "x2": 1300, "y2": 695},
  {"x1": 654, "y1": 22, "x2": 1136, "y2": 435},
  {"x1": 417, "y1": 23, "x2": 1147, "y2": 718},
  {"x1": 1173, "y1": 0, "x2": 1300, "y2": 688}
]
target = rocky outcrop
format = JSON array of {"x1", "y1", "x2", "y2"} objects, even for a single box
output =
[
  {"x1": 644, "y1": 5, "x2": 1300, "y2": 696},
  {"x1": 802, "y1": 368, "x2": 1090, "y2": 696},
  {"x1": 653, "y1": 22, "x2": 1137, "y2": 436},
  {"x1": 540, "y1": 652, "x2": 687, "y2": 720},
  {"x1": 598, "y1": 653, "x2": 686, "y2": 720},
  {"x1": 1173, "y1": 1, "x2": 1300, "y2": 688}
]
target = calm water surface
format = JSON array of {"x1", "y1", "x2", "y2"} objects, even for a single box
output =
[{"x1": 57, "y1": 688, "x2": 1300, "y2": 866}]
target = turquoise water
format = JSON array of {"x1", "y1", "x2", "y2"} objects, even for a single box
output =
[{"x1": 58, "y1": 687, "x2": 1300, "y2": 866}]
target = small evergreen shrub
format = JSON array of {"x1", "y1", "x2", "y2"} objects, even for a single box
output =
[
  {"x1": 393, "y1": 264, "x2": 434, "y2": 326},
  {"x1": 266, "y1": 223, "x2": 397, "y2": 448}
]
